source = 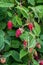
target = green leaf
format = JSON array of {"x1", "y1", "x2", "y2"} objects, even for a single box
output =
[
  {"x1": 0, "y1": 22, "x2": 6, "y2": 30},
  {"x1": 0, "y1": 30, "x2": 5, "y2": 36},
  {"x1": 10, "y1": 50, "x2": 21, "y2": 62},
  {"x1": 12, "y1": 63, "x2": 27, "y2": 65},
  {"x1": 0, "y1": 30, "x2": 5, "y2": 51},
  {"x1": 12, "y1": 15, "x2": 22, "y2": 27},
  {"x1": 11, "y1": 62, "x2": 19, "y2": 65},
  {"x1": 9, "y1": 0, "x2": 15, "y2": 3},
  {"x1": 28, "y1": 7, "x2": 38, "y2": 18},
  {"x1": 20, "y1": 31, "x2": 29, "y2": 41},
  {"x1": 11, "y1": 40, "x2": 20, "y2": 48},
  {"x1": 7, "y1": 11, "x2": 12, "y2": 17},
  {"x1": 33, "y1": 22, "x2": 41, "y2": 36},
  {"x1": 29, "y1": 6, "x2": 43, "y2": 18},
  {"x1": 3, "y1": 52, "x2": 11, "y2": 58},
  {"x1": 29, "y1": 38, "x2": 36, "y2": 48},
  {"x1": 35, "y1": 5, "x2": 43, "y2": 18},
  {"x1": 7, "y1": 30, "x2": 15, "y2": 36},
  {"x1": 16, "y1": 6, "x2": 29, "y2": 18},
  {"x1": 40, "y1": 34, "x2": 43, "y2": 40},
  {"x1": 0, "y1": 2, "x2": 14, "y2": 7},
  {"x1": 4, "y1": 39, "x2": 10, "y2": 46},
  {"x1": 36, "y1": 0, "x2": 43, "y2": 3},
  {"x1": 19, "y1": 64, "x2": 27, "y2": 65},
  {"x1": 32, "y1": 59, "x2": 39, "y2": 65},
  {"x1": 28, "y1": 0, "x2": 35, "y2": 6},
  {"x1": 20, "y1": 49, "x2": 28, "y2": 59},
  {"x1": 4, "y1": 44, "x2": 10, "y2": 51}
]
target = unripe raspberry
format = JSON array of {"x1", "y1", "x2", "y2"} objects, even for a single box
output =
[
  {"x1": 36, "y1": 43, "x2": 41, "y2": 49},
  {"x1": 23, "y1": 40, "x2": 27, "y2": 48},
  {"x1": 1, "y1": 58, "x2": 6, "y2": 64},
  {"x1": 7, "y1": 20, "x2": 13, "y2": 30},
  {"x1": 34, "y1": 50, "x2": 39, "y2": 61},
  {"x1": 29, "y1": 48, "x2": 33, "y2": 53},
  {"x1": 34, "y1": 50, "x2": 38, "y2": 56},
  {"x1": 28, "y1": 23, "x2": 33, "y2": 31},
  {"x1": 16, "y1": 28, "x2": 24, "y2": 38},
  {"x1": 39, "y1": 60, "x2": 43, "y2": 65}
]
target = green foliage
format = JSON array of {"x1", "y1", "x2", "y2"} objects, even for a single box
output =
[
  {"x1": 0, "y1": 0, "x2": 43, "y2": 65},
  {"x1": 28, "y1": 0, "x2": 35, "y2": 6},
  {"x1": 33, "y1": 22, "x2": 41, "y2": 36},
  {"x1": 20, "y1": 49, "x2": 28, "y2": 59},
  {"x1": 0, "y1": 2, "x2": 14, "y2": 7},
  {"x1": 32, "y1": 59, "x2": 39, "y2": 65},
  {"x1": 12, "y1": 15, "x2": 22, "y2": 27},
  {"x1": 16, "y1": 6, "x2": 29, "y2": 18}
]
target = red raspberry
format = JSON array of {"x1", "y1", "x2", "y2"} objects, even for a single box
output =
[
  {"x1": 28, "y1": 23, "x2": 33, "y2": 31},
  {"x1": 16, "y1": 28, "x2": 24, "y2": 38},
  {"x1": 23, "y1": 40, "x2": 27, "y2": 48},
  {"x1": 7, "y1": 20, "x2": 13, "y2": 30},
  {"x1": 34, "y1": 55, "x2": 39, "y2": 61},
  {"x1": 34, "y1": 51, "x2": 39, "y2": 61},
  {"x1": 39, "y1": 60, "x2": 43, "y2": 65},
  {"x1": 16, "y1": 29, "x2": 21, "y2": 38}
]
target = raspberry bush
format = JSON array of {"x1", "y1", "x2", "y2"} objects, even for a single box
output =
[{"x1": 0, "y1": 0, "x2": 43, "y2": 65}]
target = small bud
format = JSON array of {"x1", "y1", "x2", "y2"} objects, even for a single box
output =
[
  {"x1": 1, "y1": 58, "x2": 6, "y2": 64},
  {"x1": 36, "y1": 43, "x2": 41, "y2": 49},
  {"x1": 27, "y1": 23, "x2": 33, "y2": 31},
  {"x1": 23, "y1": 40, "x2": 27, "y2": 48},
  {"x1": 29, "y1": 48, "x2": 33, "y2": 53}
]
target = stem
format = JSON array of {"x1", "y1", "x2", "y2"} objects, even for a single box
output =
[
  {"x1": 29, "y1": 32, "x2": 35, "y2": 38},
  {"x1": 22, "y1": 23, "x2": 28, "y2": 28}
]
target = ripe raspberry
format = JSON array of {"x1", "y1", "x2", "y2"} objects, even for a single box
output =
[
  {"x1": 1, "y1": 58, "x2": 6, "y2": 64},
  {"x1": 39, "y1": 60, "x2": 43, "y2": 65},
  {"x1": 23, "y1": 40, "x2": 27, "y2": 48},
  {"x1": 34, "y1": 55, "x2": 39, "y2": 61},
  {"x1": 36, "y1": 43, "x2": 41, "y2": 49},
  {"x1": 28, "y1": 23, "x2": 33, "y2": 31},
  {"x1": 16, "y1": 28, "x2": 24, "y2": 38},
  {"x1": 7, "y1": 20, "x2": 13, "y2": 30},
  {"x1": 16, "y1": 28, "x2": 21, "y2": 38}
]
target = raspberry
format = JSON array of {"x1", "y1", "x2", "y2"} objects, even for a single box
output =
[
  {"x1": 36, "y1": 43, "x2": 41, "y2": 49},
  {"x1": 23, "y1": 40, "x2": 27, "y2": 48},
  {"x1": 7, "y1": 20, "x2": 13, "y2": 30},
  {"x1": 34, "y1": 51, "x2": 39, "y2": 61},
  {"x1": 1, "y1": 58, "x2": 6, "y2": 64},
  {"x1": 34, "y1": 51, "x2": 38, "y2": 56},
  {"x1": 34, "y1": 55, "x2": 39, "y2": 61},
  {"x1": 16, "y1": 28, "x2": 21, "y2": 38},
  {"x1": 16, "y1": 28, "x2": 24, "y2": 38},
  {"x1": 28, "y1": 23, "x2": 33, "y2": 31},
  {"x1": 29, "y1": 48, "x2": 33, "y2": 53},
  {"x1": 39, "y1": 60, "x2": 43, "y2": 65}
]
